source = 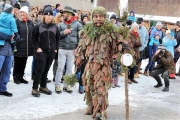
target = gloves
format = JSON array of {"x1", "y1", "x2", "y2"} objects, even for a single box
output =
[{"x1": 158, "y1": 50, "x2": 165, "y2": 58}]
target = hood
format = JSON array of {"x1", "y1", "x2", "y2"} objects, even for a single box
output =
[{"x1": 0, "y1": 12, "x2": 14, "y2": 23}]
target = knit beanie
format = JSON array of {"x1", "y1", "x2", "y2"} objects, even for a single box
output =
[
  {"x1": 13, "y1": 3, "x2": 20, "y2": 10},
  {"x1": 156, "y1": 21, "x2": 162, "y2": 26},
  {"x1": 3, "y1": 3, "x2": 13, "y2": 13},
  {"x1": 154, "y1": 32, "x2": 160, "y2": 37},
  {"x1": 43, "y1": 5, "x2": 53, "y2": 15},
  {"x1": 131, "y1": 22, "x2": 139, "y2": 29},
  {"x1": 20, "y1": 6, "x2": 29, "y2": 14},
  {"x1": 81, "y1": 14, "x2": 88, "y2": 22},
  {"x1": 110, "y1": 14, "x2": 116, "y2": 20}
]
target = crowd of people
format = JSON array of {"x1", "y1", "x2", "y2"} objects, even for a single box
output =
[{"x1": 0, "y1": 1, "x2": 180, "y2": 119}]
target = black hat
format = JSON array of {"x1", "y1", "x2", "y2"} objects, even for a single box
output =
[
  {"x1": 137, "y1": 17, "x2": 143, "y2": 24},
  {"x1": 110, "y1": 14, "x2": 116, "y2": 20},
  {"x1": 126, "y1": 19, "x2": 133, "y2": 26},
  {"x1": 43, "y1": 5, "x2": 53, "y2": 15},
  {"x1": 81, "y1": 14, "x2": 88, "y2": 21},
  {"x1": 161, "y1": 25, "x2": 168, "y2": 30},
  {"x1": 56, "y1": 3, "x2": 60, "y2": 8},
  {"x1": 3, "y1": 3, "x2": 13, "y2": 13},
  {"x1": 13, "y1": 3, "x2": 20, "y2": 10}
]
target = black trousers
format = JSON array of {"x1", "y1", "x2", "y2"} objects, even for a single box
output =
[
  {"x1": 128, "y1": 66, "x2": 136, "y2": 80},
  {"x1": 33, "y1": 52, "x2": 55, "y2": 89},
  {"x1": 13, "y1": 56, "x2": 28, "y2": 76},
  {"x1": 78, "y1": 60, "x2": 87, "y2": 86},
  {"x1": 135, "y1": 51, "x2": 143, "y2": 73}
]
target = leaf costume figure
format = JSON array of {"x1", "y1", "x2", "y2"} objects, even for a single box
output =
[{"x1": 74, "y1": 6, "x2": 128, "y2": 120}]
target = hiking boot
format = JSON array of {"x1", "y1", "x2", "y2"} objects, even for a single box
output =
[
  {"x1": 154, "y1": 83, "x2": 163, "y2": 88},
  {"x1": 46, "y1": 78, "x2": 51, "y2": 83},
  {"x1": 13, "y1": 75, "x2": 21, "y2": 84},
  {"x1": 31, "y1": 89, "x2": 40, "y2": 97},
  {"x1": 20, "y1": 75, "x2": 28, "y2": 84},
  {"x1": 130, "y1": 79, "x2": 138, "y2": 83},
  {"x1": 55, "y1": 86, "x2": 62, "y2": 94},
  {"x1": 63, "y1": 86, "x2": 73, "y2": 93},
  {"x1": 144, "y1": 70, "x2": 148, "y2": 76},
  {"x1": 79, "y1": 86, "x2": 84, "y2": 94},
  {"x1": 162, "y1": 87, "x2": 169, "y2": 92},
  {"x1": 39, "y1": 87, "x2": 52, "y2": 95},
  {"x1": 0, "y1": 91, "x2": 13, "y2": 97},
  {"x1": 128, "y1": 79, "x2": 132, "y2": 84}
]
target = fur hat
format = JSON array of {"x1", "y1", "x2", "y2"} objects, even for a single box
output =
[
  {"x1": 3, "y1": 3, "x2": 13, "y2": 13},
  {"x1": 20, "y1": 6, "x2": 29, "y2": 14},
  {"x1": 110, "y1": 14, "x2": 116, "y2": 20}
]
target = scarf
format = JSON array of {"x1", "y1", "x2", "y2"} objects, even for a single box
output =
[
  {"x1": 132, "y1": 30, "x2": 139, "y2": 38},
  {"x1": 23, "y1": 18, "x2": 28, "y2": 22},
  {"x1": 64, "y1": 16, "x2": 76, "y2": 25}
]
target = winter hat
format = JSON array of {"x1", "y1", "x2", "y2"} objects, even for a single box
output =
[
  {"x1": 158, "y1": 44, "x2": 165, "y2": 49},
  {"x1": 166, "y1": 30, "x2": 171, "y2": 34},
  {"x1": 19, "y1": 6, "x2": 29, "y2": 14},
  {"x1": 81, "y1": 14, "x2": 88, "y2": 22},
  {"x1": 43, "y1": 5, "x2": 53, "y2": 15},
  {"x1": 126, "y1": 19, "x2": 132, "y2": 26},
  {"x1": 110, "y1": 14, "x2": 116, "y2": 20},
  {"x1": 130, "y1": 10, "x2": 134, "y2": 14},
  {"x1": 56, "y1": 3, "x2": 60, "y2": 8},
  {"x1": 131, "y1": 22, "x2": 139, "y2": 29},
  {"x1": 42, "y1": 5, "x2": 52, "y2": 14},
  {"x1": 62, "y1": 6, "x2": 74, "y2": 15},
  {"x1": 137, "y1": 17, "x2": 143, "y2": 24},
  {"x1": 154, "y1": 32, "x2": 160, "y2": 37},
  {"x1": 13, "y1": 3, "x2": 20, "y2": 10},
  {"x1": 3, "y1": 3, "x2": 13, "y2": 13},
  {"x1": 156, "y1": 21, "x2": 162, "y2": 26}
]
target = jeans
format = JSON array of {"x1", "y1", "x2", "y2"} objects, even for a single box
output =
[
  {"x1": 145, "y1": 57, "x2": 155, "y2": 72},
  {"x1": 32, "y1": 52, "x2": 56, "y2": 89},
  {"x1": 0, "y1": 55, "x2": 13, "y2": 92},
  {"x1": 13, "y1": 56, "x2": 28, "y2": 76},
  {"x1": 55, "y1": 49, "x2": 74, "y2": 87},
  {"x1": 151, "y1": 68, "x2": 169, "y2": 87}
]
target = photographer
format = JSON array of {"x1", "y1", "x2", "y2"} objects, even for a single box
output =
[{"x1": 151, "y1": 44, "x2": 175, "y2": 92}]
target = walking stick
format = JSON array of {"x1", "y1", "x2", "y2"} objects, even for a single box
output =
[{"x1": 125, "y1": 67, "x2": 129, "y2": 120}]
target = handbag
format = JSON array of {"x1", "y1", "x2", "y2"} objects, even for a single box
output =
[{"x1": 141, "y1": 46, "x2": 149, "y2": 59}]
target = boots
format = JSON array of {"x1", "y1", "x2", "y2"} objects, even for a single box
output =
[
  {"x1": 144, "y1": 70, "x2": 148, "y2": 76},
  {"x1": 130, "y1": 79, "x2": 138, "y2": 83},
  {"x1": 79, "y1": 86, "x2": 84, "y2": 94},
  {"x1": 39, "y1": 87, "x2": 52, "y2": 95},
  {"x1": 20, "y1": 75, "x2": 28, "y2": 84},
  {"x1": 13, "y1": 75, "x2": 21, "y2": 84},
  {"x1": 114, "y1": 79, "x2": 120, "y2": 87},
  {"x1": 128, "y1": 79, "x2": 132, "y2": 84},
  {"x1": 162, "y1": 80, "x2": 169, "y2": 92},
  {"x1": 162, "y1": 87, "x2": 169, "y2": 92},
  {"x1": 32, "y1": 89, "x2": 40, "y2": 97},
  {"x1": 138, "y1": 63, "x2": 143, "y2": 74},
  {"x1": 112, "y1": 79, "x2": 116, "y2": 88},
  {"x1": 154, "y1": 83, "x2": 163, "y2": 88},
  {"x1": 154, "y1": 77, "x2": 163, "y2": 88}
]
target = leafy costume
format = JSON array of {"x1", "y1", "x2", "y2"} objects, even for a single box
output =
[{"x1": 74, "y1": 6, "x2": 128, "y2": 119}]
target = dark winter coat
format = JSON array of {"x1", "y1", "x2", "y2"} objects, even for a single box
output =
[
  {"x1": 127, "y1": 32, "x2": 142, "y2": 60},
  {"x1": 14, "y1": 19, "x2": 34, "y2": 57},
  {"x1": 171, "y1": 29, "x2": 180, "y2": 48},
  {"x1": 174, "y1": 49, "x2": 180, "y2": 63},
  {"x1": 31, "y1": 22, "x2": 60, "y2": 53},
  {"x1": 112, "y1": 59, "x2": 121, "y2": 78},
  {"x1": 152, "y1": 50, "x2": 176, "y2": 74},
  {"x1": 58, "y1": 20, "x2": 82, "y2": 50}
]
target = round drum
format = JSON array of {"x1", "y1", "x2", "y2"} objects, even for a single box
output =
[{"x1": 121, "y1": 53, "x2": 133, "y2": 66}]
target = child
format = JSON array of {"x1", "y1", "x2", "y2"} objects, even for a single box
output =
[
  {"x1": 112, "y1": 55, "x2": 121, "y2": 88},
  {"x1": 144, "y1": 33, "x2": 160, "y2": 76},
  {"x1": 127, "y1": 10, "x2": 136, "y2": 22},
  {"x1": 0, "y1": 3, "x2": 18, "y2": 52}
]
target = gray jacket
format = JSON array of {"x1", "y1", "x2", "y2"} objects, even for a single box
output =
[
  {"x1": 58, "y1": 20, "x2": 82, "y2": 50},
  {"x1": 138, "y1": 25, "x2": 149, "y2": 51}
]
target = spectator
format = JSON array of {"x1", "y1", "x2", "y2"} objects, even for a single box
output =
[
  {"x1": 151, "y1": 44, "x2": 175, "y2": 92},
  {"x1": 174, "y1": 46, "x2": 180, "y2": 76},
  {"x1": 161, "y1": 25, "x2": 168, "y2": 39},
  {"x1": 73, "y1": 9, "x2": 79, "y2": 20},
  {"x1": 126, "y1": 19, "x2": 133, "y2": 29},
  {"x1": 31, "y1": 5, "x2": 60, "y2": 97},
  {"x1": 55, "y1": 6, "x2": 82, "y2": 93},
  {"x1": 162, "y1": 30, "x2": 177, "y2": 79},
  {"x1": 127, "y1": 22, "x2": 142, "y2": 84},
  {"x1": 117, "y1": 18, "x2": 123, "y2": 27},
  {"x1": 0, "y1": 3, "x2": 18, "y2": 97},
  {"x1": 80, "y1": 14, "x2": 88, "y2": 27},
  {"x1": 127, "y1": 10, "x2": 136, "y2": 22},
  {"x1": 110, "y1": 14, "x2": 118, "y2": 27},
  {"x1": 135, "y1": 18, "x2": 149, "y2": 76},
  {"x1": 53, "y1": 3, "x2": 62, "y2": 17},
  {"x1": 13, "y1": 3, "x2": 20, "y2": 18},
  {"x1": 33, "y1": 10, "x2": 43, "y2": 25},
  {"x1": 13, "y1": 6, "x2": 34, "y2": 84},
  {"x1": 144, "y1": 33, "x2": 160, "y2": 76},
  {"x1": 150, "y1": 21, "x2": 163, "y2": 43},
  {"x1": 19, "y1": 0, "x2": 30, "y2": 11}
]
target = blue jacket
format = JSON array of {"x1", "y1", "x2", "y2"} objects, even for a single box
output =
[
  {"x1": 0, "y1": 12, "x2": 18, "y2": 35},
  {"x1": 149, "y1": 38, "x2": 160, "y2": 46},
  {"x1": 138, "y1": 26, "x2": 149, "y2": 51},
  {"x1": 150, "y1": 27, "x2": 162, "y2": 39},
  {"x1": 53, "y1": 9, "x2": 59, "y2": 17},
  {"x1": 162, "y1": 36, "x2": 177, "y2": 58},
  {"x1": 127, "y1": 15, "x2": 136, "y2": 22}
]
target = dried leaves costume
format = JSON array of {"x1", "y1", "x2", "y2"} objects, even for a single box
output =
[{"x1": 74, "y1": 6, "x2": 128, "y2": 119}]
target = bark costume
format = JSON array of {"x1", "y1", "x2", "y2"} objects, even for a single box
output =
[{"x1": 74, "y1": 6, "x2": 126, "y2": 119}]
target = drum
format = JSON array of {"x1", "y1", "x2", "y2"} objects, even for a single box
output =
[{"x1": 121, "y1": 53, "x2": 133, "y2": 66}]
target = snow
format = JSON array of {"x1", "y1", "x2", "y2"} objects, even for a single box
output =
[{"x1": 0, "y1": 57, "x2": 179, "y2": 120}]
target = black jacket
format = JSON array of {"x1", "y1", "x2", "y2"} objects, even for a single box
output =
[
  {"x1": 58, "y1": 20, "x2": 82, "y2": 50},
  {"x1": 31, "y1": 22, "x2": 60, "y2": 53},
  {"x1": 15, "y1": 19, "x2": 34, "y2": 57}
]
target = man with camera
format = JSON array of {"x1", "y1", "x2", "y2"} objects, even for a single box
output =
[{"x1": 151, "y1": 44, "x2": 175, "y2": 92}]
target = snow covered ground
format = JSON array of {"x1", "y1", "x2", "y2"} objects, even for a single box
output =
[{"x1": 0, "y1": 57, "x2": 179, "y2": 120}]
